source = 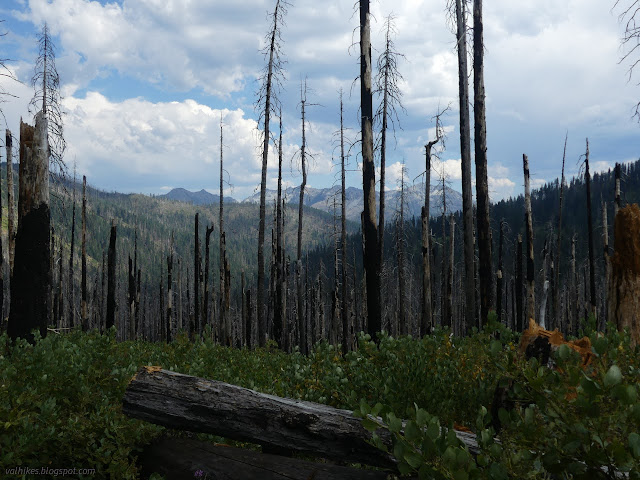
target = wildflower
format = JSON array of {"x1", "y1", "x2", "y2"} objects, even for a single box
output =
[{"x1": 194, "y1": 469, "x2": 205, "y2": 478}]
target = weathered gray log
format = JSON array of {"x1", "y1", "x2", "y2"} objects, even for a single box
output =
[
  {"x1": 124, "y1": 367, "x2": 395, "y2": 468},
  {"x1": 139, "y1": 436, "x2": 390, "y2": 480},
  {"x1": 124, "y1": 367, "x2": 480, "y2": 470}
]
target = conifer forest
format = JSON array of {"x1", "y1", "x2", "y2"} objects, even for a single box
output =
[{"x1": 1, "y1": 1, "x2": 640, "y2": 479}]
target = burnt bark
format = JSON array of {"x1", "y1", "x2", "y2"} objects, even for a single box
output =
[
  {"x1": 360, "y1": 0, "x2": 381, "y2": 341},
  {"x1": 473, "y1": 0, "x2": 492, "y2": 327},
  {"x1": 8, "y1": 113, "x2": 51, "y2": 343},
  {"x1": 523, "y1": 154, "x2": 535, "y2": 323},
  {"x1": 81, "y1": 175, "x2": 88, "y2": 331},
  {"x1": 6, "y1": 129, "x2": 16, "y2": 274},
  {"x1": 106, "y1": 221, "x2": 117, "y2": 331},
  {"x1": 584, "y1": 140, "x2": 597, "y2": 317}
]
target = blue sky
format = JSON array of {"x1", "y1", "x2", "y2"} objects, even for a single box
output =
[{"x1": 0, "y1": 0, "x2": 638, "y2": 202}]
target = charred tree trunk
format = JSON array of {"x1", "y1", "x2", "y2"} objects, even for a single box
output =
[
  {"x1": 297, "y1": 83, "x2": 308, "y2": 354},
  {"x1": 523, "y1": 154, "x2": 535, "y2": 324},
  {"x1": 473, "y1": 0, "x2": 492, "y2": 327},
  {"x1": 194, "y1": 213, "x2": 201, "y2": 339},
  {"x1": 602, "y1": 199, "x2": 610, "y2": 329},
  {"x1": 67, "y1": 173, "x2": 76, "y2": 328},
  {"x1": 455, "y1": 0, "x2": 476, "y2": 332},
  {"x1": 553, "y1": 134, "x2": 567, "y2": 329},
  {"x1": 571, "y1": 235, "x2": 577, "y2": 336},
  {"x1": 167, "y1": 243, "x2": 173, "y2": 343},
  {"x1": 81, "y1": 175, "x2": 88, "y2": 331},
  {"x1": 106, "y1": 221, "x2": 117, "y2": 331},
  {"x1": 584, "y1": 140, "x2": 597, "y2": 318},
  {"x1": 444, "y1": 215, "x2": 455, "y2": 329},
  {"x1": 8, "y1": 113, "x2": 51, "y2": 342},
  {"x1": 339, "y1": 94, "x2": 349, "y2": 354},
  {"x1": 614, "y1": 163, "x2": 621, "y2": 218},
  {"x1": 516, "y1": 234, "x2": 523, "y2": 331},
  {"x1": 496, "y1": 220, "x2": 504, "y2": 325},
  {"x1": 204, "y1": 224, "x2": 213, "y2": 338},
  {"x1": 273, "y1": 112, "x2": 285, "y2": 348},
  {"x1": 421, "y1": 140, "x2": 437, "y2": 336},
  {"x1": 360, "y1": 0, "x2": 381, "y2": 341},
  {"x1": 6, "y1": 129, "x2": 16, "y2": 275},
  {"x1": 128, "y1": 256, "x2": 135, "y2": 340}
]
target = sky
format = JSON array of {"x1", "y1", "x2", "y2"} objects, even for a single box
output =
[{"x1": 0, "y1": 0, "x2": 638, "y2": 202}]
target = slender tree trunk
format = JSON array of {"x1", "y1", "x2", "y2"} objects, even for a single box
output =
[
  {"x1": 274, "y1": 112, "x2": 284, "y2": 348},
  {"x1": 602, "y1": 199, "x2": 610, "y2": 329},
  {"x1": 241, "y1": 271, "x2": 246, "y2": 347},
  {"x1": 194, "y1": 213, "x2": 200, "y2": 339},
  {"x1": 68, "y1": 173, "x2": 76, "y2": 328},
  {"x1": 614, "y1": 163, "x2": 622, "y2": 218},
  {"x1": 441, "y1": 178, "x2": 447, "y2": 327},
  {"x1": 167, "y1": 241, "x2": 173, "y2": 343},
  {"x1": 81, "y1": 175, "x2": 88, "y2": 331},
  {"x1": 106, "y1": 221, "x2": 117, "y2": 331},
  {"x1": 553, "y1": 134, "x2": 567, "y2": 329},
  {"x1": 178, "y1": 258, "x2": 183, "y2": 332},
  {"x1": 297, "y1": 82, "x2": 308, "y2": 354},
  {"x1": 128, "y1": 256, "x2": 135, "y2": 340},
  {"x1": 339, "y1": 94, "x2": 349, "y2": 354},
  {"x1": 496, "y1": 220, "x2": 504, "y2": 325},
  {"x1": 6, "y1": 129, "x2": 16, "y2": 275},
  {"x1": 444, "y1": 214, "x2": 455, "y2": 329},
  {"x1": 584, "y1": 139, "x2": 597, "y2": 317},
  {"x1": 421, "y1": 141, "x2": 436, "y2": 336},
  {"x1": 204, "y1": 225, "x2": 213, "y2": 338},
  {"x1": 397, "y1": 168, "x2": 407, "y2": 335},
  {"x1": 360, "y1": 0, "x2": 381, "y2": 341},
  {"x1": 473, "y1": 0, "x2": 492, "y2": 327},
  {"x1": 516, "y1": 234, "x2": 523, "y2": 331},
  {"x1": 454, "y1": 0, "x2": 476, "y2": 333},
  {"x1": 571, "y1": 235, "x2": 577, "y2": 336},
  {"x1": 523, "y1": 154, "x2": 535, "y2": 324},
  {"x1": 257, "y1": 0, "x2": 282, "y2": 347},
  {"x1": 539, "y1": 240, "x2": 550, "y2": 329},
  {"x1": 8, "y1": 113, "x2": 51, "y2": 342}
]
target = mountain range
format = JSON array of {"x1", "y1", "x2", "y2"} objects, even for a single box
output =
[{"x1": 162, "y1": 184, "x2": 463, "y2": 223}]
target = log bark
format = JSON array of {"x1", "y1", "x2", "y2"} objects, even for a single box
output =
[
  {"x1": 123, "y1": 367, "x2": 480, "y2": 468},
  {"x1": 8, "y1": 113, "x2": 51, "y2": 342},
  {"x1": 139, "y1": 436, "x2": 390, "y2": 480}
]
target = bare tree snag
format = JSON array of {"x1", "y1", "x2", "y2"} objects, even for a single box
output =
[
  {"x1": 614, "y1": 163, "x2": 622, "y2": 217},
  {"x1": 339, "y1": 94, "x2": 349, "y2": 354},
  {"x1": 67, "y1": 170, "x2": 76, "y2": 328},
  {"x1": 516, "y1": 234, "x2": 523, "y2": 331},
  {"x1": 167, "y1": 238, "x2": 173, "y2": 343},
  {"x1": 571, "y1": 234, "x2": 577, "y2": 336},
  {"x1": 6, "y1": 129, "x2": 15, "y2": 274},
  {"x1": 553, "y1": 134, "x2": 567, "y2": 330},
  {"x1": 609, "y1": 204, "x2": 640, "y2": 346},
  {"x1": 106, "y1": 221, "x2": 117, "y2": 331},
  {"x1": 453, "y1": 0, "x2": 476, "y2": 333},
  {"x1": 602, "y1": 199, "x2": 610, "y2": 329},
  {"x1": 204, "y1": 224, "x2": 213, "y2": 337},
  {"x1": 8, "y1": 113, "x2": 51, "y2": 342},
  {"x1": 523, "y1": 154, "x2": 536, "y2": 324},
  {"x1": 584, "y1": 139, "x2": 597, "y2": 318},
  {"x1": 360, "y1": 0, "x2": 381, "y2": 341},
  {"x1": 81, "y1": 175, "x2": 88, "y2": 331},
  {"x1": 496, "y1": 220, "x2": 504, "y2": 325},
  {"x1": 194, "y1": 213, "x2": 201, "y2": 339},
  {"x1": 297, "y1": 80, "x2": 308, "y2": 354},
  {"x1": 257, "y1": 0, "x2": 288, "y2": 347},
  {"x1": 473, "y1": 0, "x2": 492, "y2": 327}
]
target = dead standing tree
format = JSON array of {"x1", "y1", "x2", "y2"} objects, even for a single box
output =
[
  {"x1": 256, "y1": 0, "x2": 288, "y2": 347},
  {"x1": 553, "y1": 134, "x2": 568, "y2": 329},
  {"x1": 374, "y1": 14, "x2": 405, "y2": 281},
  {"x1": 6, "y1": 130, "x2": 15, "y2": 274},
  {"x1": 359, "y1": 0, "x2": 381, "y2": 341},
  {"x1": 473, "y1": 0, "x2": 492, "y2": 327},
  {"x1": 448, "y1": 0, "x2": 476, "y2": 332},
  {"x1": 420, "y1": 106, "x2": 449, "y2": 336},
  {"x1": 523, "y1": 154, "x2": 535, "y2": 323},
  {"x1": 8, "y1": 113, "x2": 51, "y2": 342}
]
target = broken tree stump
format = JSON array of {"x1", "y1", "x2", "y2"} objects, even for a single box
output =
[
  {"x1": 609, "y1": 204, "x2": 640, "y2": 346},
  {"x1": 123, "y1": 367, "x2": 481, "y2": 470}
]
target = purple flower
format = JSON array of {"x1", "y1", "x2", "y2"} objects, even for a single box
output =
[{"x1": 194, "y1": 470, "x2": 205, "y2": 478}]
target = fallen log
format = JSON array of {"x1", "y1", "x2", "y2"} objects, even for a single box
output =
[
  {"x1": 139, "y1": 435, "x2": 391, "y2": 480},
  {"x1": 123, "y1": 367, "x2": 480, "y2": 469}
]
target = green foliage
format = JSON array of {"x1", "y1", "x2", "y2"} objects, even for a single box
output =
[
  {"x1": 1, "y1": 322, "x2": 638, "y2": 479},
  {"x1": 356, "y1": 322, "x2": 640, "y2": 479}
]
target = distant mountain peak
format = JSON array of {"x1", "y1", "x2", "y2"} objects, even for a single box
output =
[{"x1": 161, "y1": 188, "x2": 237, "y2": 205}]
